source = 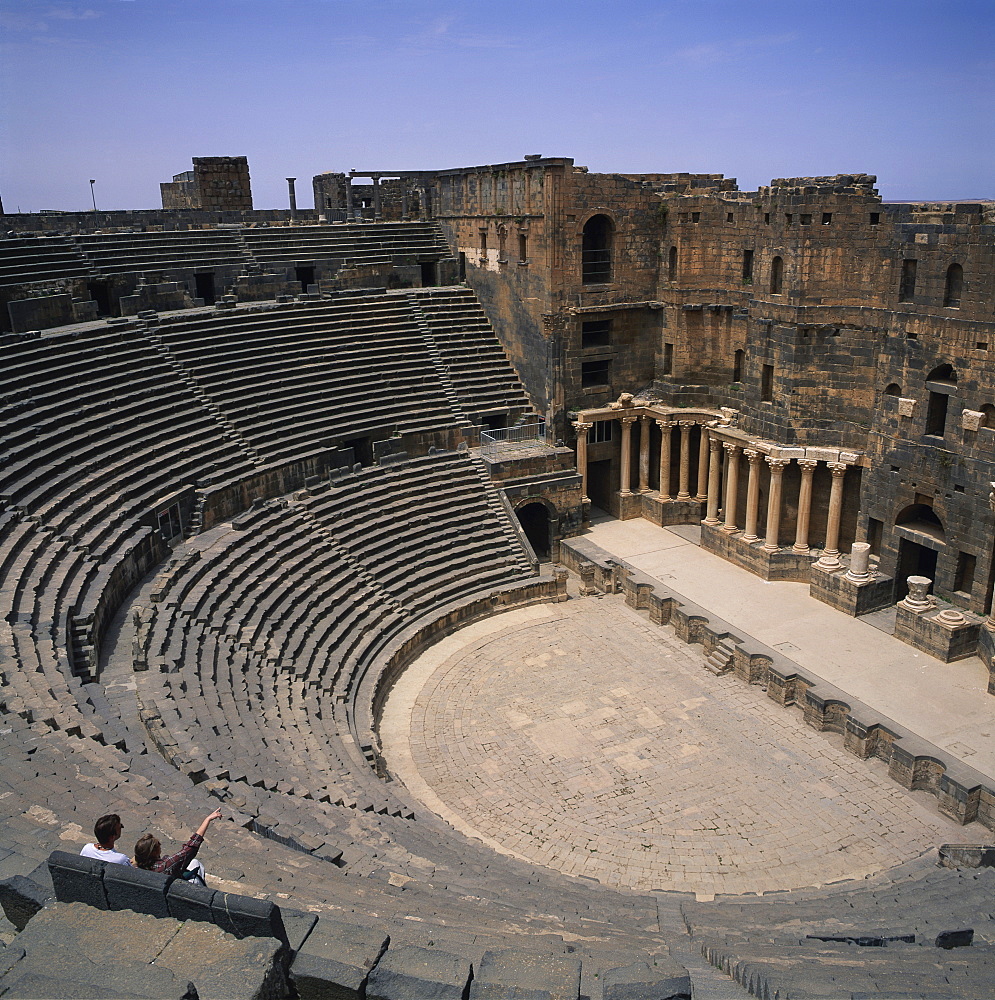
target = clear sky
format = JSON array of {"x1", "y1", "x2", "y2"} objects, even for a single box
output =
[{"x1": 1, "y1": 0, "x2": 993, "y2": 212}]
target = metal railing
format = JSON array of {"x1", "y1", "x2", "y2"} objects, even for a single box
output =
[{"x1": 480, "y1": 421, "x2": 546, "y2": 459}]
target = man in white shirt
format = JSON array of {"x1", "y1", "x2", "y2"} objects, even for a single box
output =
[{"x1": 79, "y1": 813, "x2": 132, "y2": 866}]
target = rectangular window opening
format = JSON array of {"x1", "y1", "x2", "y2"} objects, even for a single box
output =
[
  {"x1": 870, "y1": 212, "x2": 880, "y2": 225},
  {"x1": 742, "y1": 249, "x2": 754, "y2": 282},
  {"x1": 691, "y1": 211, "x2": 701, "y2": 223},
  {"x1": 761, "y1": 363, "x2": 774, "y2": 402},
  {"x1": 663, "y1": 342, "x2": 674, "y2": 376},
  {"x1": 581, "y1": 359, "x2": 611, "y2": 388},
  {"x1": 581, "y1": 319, "x2": 611, "y2": 349},
  {"x1": 800, "y1": 213, "x2": 812, "y2": 225},
  {"x1": 899, "y1": 258, "x2": 917, "y2": 302},
  {"x1": 821, "y1": 213, "x2": 832, "y2": 225}
]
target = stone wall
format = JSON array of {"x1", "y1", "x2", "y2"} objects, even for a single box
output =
[{"x1": 161, "y1": 156, "x2": 253, "y2": 211}]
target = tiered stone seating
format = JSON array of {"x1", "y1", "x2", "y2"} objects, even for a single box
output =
[
  {"x1": 240, "y1": 222, "x2": 450, "y2": 268},
  {"x1": 131, "y1": 452, "x2": 537, "y2": 861},
  {"x1": 0, "y1": 326, "x2": 257, "y2": 556},
  {"x1": 141, "y1": 293, "x2": 460, "y2": 464},
  {"x1": 684, "y1": 859, "x2": 995, "y2": 997},
  {"x1": 409, "y1": 286, "x2": 535, "y2": 421},
  {"x1": 74, "y1": 229, "x2": 247, "y2": 275},
  {"x1": 0, "y1": 236, "x2": 92, "y2": 285}
]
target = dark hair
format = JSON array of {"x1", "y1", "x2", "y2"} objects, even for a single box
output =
[
  {"x1": 94, "y1": 814, "x2": 122, "y2": 846},
  {"x1": 134, "y1": 834, "x2": 161, "y2": 870}
]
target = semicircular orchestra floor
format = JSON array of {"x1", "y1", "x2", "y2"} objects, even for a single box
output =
[{"x1": 381, "y1": 596, "x2": 980, "y2": 897}]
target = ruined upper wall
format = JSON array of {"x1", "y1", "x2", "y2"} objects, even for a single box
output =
[{"x1": 161, "y1": 156, "x2": 252, "y2": 211}]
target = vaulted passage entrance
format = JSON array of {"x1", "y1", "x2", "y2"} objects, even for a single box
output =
[{"x1": 516, "y1": 502, "x2": 550, "y2": 559}]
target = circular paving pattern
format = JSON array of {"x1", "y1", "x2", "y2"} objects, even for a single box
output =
[{"x1": 382, "y1": 597, "x2": 976, "y2": 896}]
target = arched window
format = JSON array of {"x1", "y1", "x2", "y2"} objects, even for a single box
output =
[
  {"x1": 668, "y1": 245, "x2": 678, "y2": 282},
  {"x1": 944, "y1": 263, "x2": 963, "y2": 308},
  {"x1": 582, "y1": 215, "x2": 613, "y2": 283},
  {"x1": 770, "y1": 255, "x2": 783, "y2": 294},
  {"x1": 884, "y1": 383, "x2": 901, "y2": 396}
]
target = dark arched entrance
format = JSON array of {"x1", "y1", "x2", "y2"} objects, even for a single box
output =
[{"x1": 516, "y1": 502, "x2": 550, "y2": 560}]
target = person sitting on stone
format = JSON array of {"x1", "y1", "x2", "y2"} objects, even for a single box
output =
[
  {"x1": 80, "y1": 814, "x2": 132, "y2": 866},
  {"x1": 133, "y1": 807, "x2": 221, "y2": 884}
]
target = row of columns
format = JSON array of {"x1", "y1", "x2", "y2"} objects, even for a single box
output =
[
  {"x1": 575, "y1": 416, "x2": 849, "y2": 562},
  {"x1": 344, "y1": 174, "x2": 430, "y2": 222}
]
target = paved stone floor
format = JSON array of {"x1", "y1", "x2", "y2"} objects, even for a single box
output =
[{"x1": 382, "y1": 598, "x2": 983, "y2": 898}]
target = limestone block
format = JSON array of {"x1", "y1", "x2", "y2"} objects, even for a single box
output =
[
  {"x1": 898, "y1": 397, "x2": 916, "y2": 418},
  {"x1": 804, "y1": 447, "x2": 839, "y2": 462},
  {"x1": 775, "y1": 447, "x2": 806, "y2": 460},
  {"x1": 838, "y1": 451, "x2": 861, "y2": 464},
  {"x1": 962, "y1": 409, "x2": 985, "y2": 432}
]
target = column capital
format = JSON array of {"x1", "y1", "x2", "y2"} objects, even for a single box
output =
[
  {"x1": 620, "y1": 415, "x2": 638, "y2": 426},
  {"x1": 722, "y1": 441, "x2": 741, "y2": 455},
  {"x1": 798, "y1": 459, "x2": 818, "y2": 473},
  {"x1": 828, "y1": 461, "x2": 848, "y2": 476},
  {"x1": 744, "y1": 447, "x2": 763, "y2": 465},
  {"x1": 655, "y1": 418, "x2": 675, "y2": 430},
  {"x1": 708, "y1": 434, "x2": 723, "y2": 452},
  {"x1": 765, "y1": 456, "x2": 790, "y2": 472},
  {"x1": 678, "y1": 419, "x2": 696, "y2": 428},
  {"x1": 573, "y1": 421, "x2": 593, "y2": 433}
]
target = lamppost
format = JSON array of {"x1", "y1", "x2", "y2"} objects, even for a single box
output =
[{"x1": 89, "y1": 179, "x2": 97, "y2": 214}]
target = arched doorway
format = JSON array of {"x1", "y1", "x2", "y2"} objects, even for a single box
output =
[
  {"x1": 894, "y1": 503, "x2": 944, "y2": 600},
  {"x1": 516, "y1": 501, "x2": 551, "y2": 560}
]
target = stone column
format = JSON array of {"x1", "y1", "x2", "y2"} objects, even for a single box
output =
[
  {"x1": 743, "y1": 448, "x2": 762, "y2": 542},
  {"x1": 704, "y1": 434, "x2": 723, "y2": 525},
  {"x1": 793, "y1": 459, "x2": 818, "y2": 553},
  {"x1": 816, "y1": 462, "x2": 847, "y2": 569},
  {"x1": 656, "y1": 420, "x2": 674, "y2": 500},
  {"x1": 620, "y1": 417, "x2": 636, "y2": 496},
  {"x1": 574, "y1": 421, "x2": 592, "y2": 502},
  {"x1": 722, "y1": 443, "x2": 741, "y2": 532},
  {"x1": 372, "y1": 175, "x2": 382, "y2": 221},
  {"x1": 677, "y1": 421, "x2": 693, "y2": 500},
  {"x1": 401, "y1": 186, "x2": 410, "y2": 220},
  {"x1": 845, "y1": 541, "x2": 872, "y2": 583},
  {"x1": 344, "y1": 175, "x2": 354, "y2": 220},
  {"x1": 286, "y1": 178, "x2": 298, "y2": 220},
  {"x1": 763, "y1": 457, "x2": 789, "y2": 552},
  {"x1": 638, "y1": 416, "x2": 651, "y2": 493},
  {"x1": 696, "y1": 426, "x2": 709, "y2": 501}
]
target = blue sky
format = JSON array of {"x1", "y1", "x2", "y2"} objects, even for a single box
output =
[{"x1": 1, "y1": 0, "x2": 993, "y2": 212}]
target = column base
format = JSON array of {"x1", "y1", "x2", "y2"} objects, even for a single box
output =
[
  {"x1": 809, "y1": 561, "x2": 893, "y2": 616},
  {"x1": 700, "y1": 522, "x2": 814, "y2": 582},
  {"x1": 640, "y1": 494, "x2": 703, "y2": 526},
  {"x1": 894, "y1": 603, "x2": 983, "y2": 663}
]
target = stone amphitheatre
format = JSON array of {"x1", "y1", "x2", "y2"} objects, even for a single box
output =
[{"x1": 1, "y1": 154, "x2": 994, "y2": 998}]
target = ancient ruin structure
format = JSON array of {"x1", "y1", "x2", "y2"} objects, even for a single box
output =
[
  {"x1": 0, "y1": 155, "x2": 994, "y2": 998},
  {"x1": 160, "y1": 156, "x2": 253, "y2": 211}
]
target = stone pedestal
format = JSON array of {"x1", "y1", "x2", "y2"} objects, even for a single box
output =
[
  {"x1": 809, "y1": 561, "x2": 894, "y2": 617},
  {"x1": 894, "y1": 603, "x2": 983, "y2": 663},
  {"x1": 700, "y1": 522, "x2": 813, "y2": 582},
  {"x1": 640, "y1": 494, "x2": 703, "y2": 526}
]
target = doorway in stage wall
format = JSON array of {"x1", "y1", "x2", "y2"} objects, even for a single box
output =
[
  {"x1": 587, "y1": 459, "x2": 613, "y2": 515},
  {"x1": 895, "y1": 539, "x2": 938, "y2": 602}
]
